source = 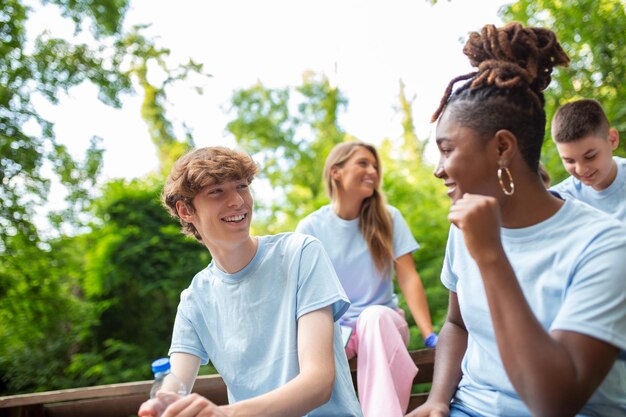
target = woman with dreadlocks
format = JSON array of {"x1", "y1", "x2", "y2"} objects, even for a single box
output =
[{"x1": 407, "y1": 23, "x2": 626, "y2": 417}]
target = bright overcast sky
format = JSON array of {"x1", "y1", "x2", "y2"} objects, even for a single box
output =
[{"x1": 29, "y1": 0, "x2": 511, "y2": 181}]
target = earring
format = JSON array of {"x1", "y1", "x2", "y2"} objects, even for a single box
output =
[{"x1": 498, "y1": 167, "x2": 515, "y2": 196}]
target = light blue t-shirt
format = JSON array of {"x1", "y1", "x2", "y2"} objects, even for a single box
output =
[
  {"x1": 296, "y1": 205, "x2": 419, "y2": 328},
  {"x1": 442, "y1": 199, "x2": 626, "y2": 417},
  {"x1": 552, "y1": 156, "x2": 626, "y2": 223},
  {"x1": 169, "y1": 233, "x2": 363, "y2": 417}
]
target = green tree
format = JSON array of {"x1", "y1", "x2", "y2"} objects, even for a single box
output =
[
  {"x1": 0, "y1": 232, "x2": 97, "y2": 393},
  {"x1": 380, "y1": 82, "x2": 450, "y2": 346},
  {"x1": 502, "y1": 0, "x2": 626, "y2": 182},
  {"x1": 0, "y1": 0, "x2": 207, "y2": 394},
  {"x1": 69, "y1": 177, "x2": 210, "y2": 386},
  {"x1": 226, "y1": 72, "x2": 348, "y2": 233},
  {"x1": 0, "y1": 0, "x2": 132, "y2": 395}
]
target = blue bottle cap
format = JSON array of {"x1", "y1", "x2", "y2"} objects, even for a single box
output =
[{"x1": 151, "y1": 357, "x2": 171, "y2": 374}]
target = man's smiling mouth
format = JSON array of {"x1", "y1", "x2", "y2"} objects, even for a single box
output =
[{"x1": 223, "y1": 213, "x2": 246, "y2": 223}]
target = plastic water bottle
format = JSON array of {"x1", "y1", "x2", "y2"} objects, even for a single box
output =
[{"x1": 149, "y1": 357, "x2": 188, "y2": 399}]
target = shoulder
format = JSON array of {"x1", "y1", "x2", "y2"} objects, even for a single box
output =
[
  {"x1": 386, "y1": 204, "x2": 401, "y2": 217},
  {"x1": 262, "y1": 232, "x2": 324, "y2": 254},
  {"x1": 295, "y1": 205, "x2": 332, "y2": 233},
  {"x1": 565, "y1": 199, "x2": 626, "y2": 241},
  {"x1": 179, "y1": 266, "x2": 212, "y2": 303},
  {"x1": 386, "y1": 204, "x2": 407, "y2": 223},
  {"x1": 386, "y1": 204, "x2": 412, "y2": 229},
  {"x1": 550, "y1": 175, "x2": 579, "y2": 195},
  {"x1": 615, "y1": 156, "x2": 626, "y2": 182}
]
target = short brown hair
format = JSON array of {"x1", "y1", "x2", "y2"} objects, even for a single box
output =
[
  {"x1": 162, "y1": 147, "x2": 258, "y2": 241},
  {"x1": 552, "y1": 99, "x2": 609, "y2": 143}
]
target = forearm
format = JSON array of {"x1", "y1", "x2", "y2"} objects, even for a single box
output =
[
  {"x1": 399, "y1": 277, "x2": 434, "y2": 337},
  {"x1": 220, "y1": 367, "x2": 333, "y2": 417},
  {"x1": 169, "y1": 353, "x2": 201, "y2": 393},
  {"x1": 478, "y1": 258, "x2": 590, "y2": 415},
  {"x1": 426, "y1": 319, "x2": 466, "y2": 406},
  {"x1": 395, "y1": 254, "x2": 434, "y2": 337}
]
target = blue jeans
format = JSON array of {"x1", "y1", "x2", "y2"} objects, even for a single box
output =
[{"x1": 450, "y1": 402, "x2": 484, "y2": 417}]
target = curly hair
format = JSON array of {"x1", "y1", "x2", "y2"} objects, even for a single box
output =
[
  {"x1": 162, "y1": 147, "x2": 258, "y2": 241},
  {"x1": 432, "y1": 22, "x2": 570, "y2": 171}
]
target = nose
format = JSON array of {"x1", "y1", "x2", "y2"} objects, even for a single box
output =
[
  {"x1": 226, "y1": 190, "x2": 244, "y2": 207},
  {"x1": 433, "y1": 159, "x2": 446, "y2": 179},
  {"x1": 575, "y1": 162, "x2": 589, "y2": 176}
]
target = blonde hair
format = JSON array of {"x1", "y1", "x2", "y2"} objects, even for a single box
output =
[
  {"x1": 162, "y1": 147, "x2": 258, "y2": 241},
  {"x1": 324, "y1": 142, "x2": 394, "y2": 276}
]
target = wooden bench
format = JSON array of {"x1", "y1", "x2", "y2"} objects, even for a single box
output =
[{"x1": 0, "y1": 348, "x2": 434, "y2": 417}]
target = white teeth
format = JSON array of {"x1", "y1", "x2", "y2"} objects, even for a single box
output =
[{"x1": 223, "y1": 214, "x2": 245, "y2": 222}]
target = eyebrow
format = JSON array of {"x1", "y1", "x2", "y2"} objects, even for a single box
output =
[
  {"x1": 563, "y1": 148, "x2": 597, "y2": 159},
  {"x1": 435, "y1": 137, "x2": 450, "y2": 145}
]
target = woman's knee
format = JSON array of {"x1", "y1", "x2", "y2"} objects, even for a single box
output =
[{"x1": 357, "y1": 305, "x2": 397, "y2": 328}]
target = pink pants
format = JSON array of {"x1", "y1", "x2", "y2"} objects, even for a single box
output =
[{"x1": 345, "y1": 305, "x2": 418, "y2": 417}]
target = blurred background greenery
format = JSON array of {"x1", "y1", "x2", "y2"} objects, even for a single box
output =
[{"x1": 1, "y1": 0, "x2": 624, "y2": 395}]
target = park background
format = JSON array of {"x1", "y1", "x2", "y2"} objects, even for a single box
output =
[{"x1": 1, "y1": 0, "x2": 625, "y2": 395}]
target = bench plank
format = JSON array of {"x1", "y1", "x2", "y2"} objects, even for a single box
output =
[{"x1": 0, "y1": 349, "x2": 434, "y2": 416}]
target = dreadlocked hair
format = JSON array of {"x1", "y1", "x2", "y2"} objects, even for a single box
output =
[
  {"x1": 432, "y1": 22, "x2": 570, "y2": 171},
  {"x1": 324, "y1": 142, "x2": 394, "y2": 277}
]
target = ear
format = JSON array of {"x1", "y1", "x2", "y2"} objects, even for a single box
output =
[
  {"x1": 493, "y1": 129, "x2": 518, "y2": 166},
  {"x1": 330, "y1": 166, "x2": 341, "y2": 181},
  {"x1": 608, "y1": 127, "x2": 620, "y2": 151},
  {"x1": 176, "y1": 200, "x2": 195, "y2": 222}
]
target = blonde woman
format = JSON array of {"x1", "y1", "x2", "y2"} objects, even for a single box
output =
[{"x1": 296, "y1": 141, "x2": 436, "y2": 417}]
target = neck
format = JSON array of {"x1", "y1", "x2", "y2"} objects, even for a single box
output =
[
  {"x1": 500, "y1": 174, "x2": 563, "y2": 229},
  {"x1": 208, "y1": 236, "x2": 258, "y2": 274},
  {"x1": 332, "y1": 194, "x2": 363, "y2": 220}
]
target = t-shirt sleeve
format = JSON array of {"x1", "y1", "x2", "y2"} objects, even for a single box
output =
[
  {"x1": 551, "y1": 227, "x2": 626, "y2": 353},
  {"x1": 389, "y1": 206, "x2": 419, "y2": 259},
  {"x1": 295, "y1": 236, "x2": 350, "y2": 322},
  {"x1": 440, "y1": 225, "x2": 458, "y2": 293},
  {"x1": 169, "y1": 289, "x2": 210, "y2": 365}
]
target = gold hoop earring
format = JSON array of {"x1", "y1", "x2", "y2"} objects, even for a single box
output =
[{"x1": 498, "y1": 167, "x2": 515, "y2": 196}]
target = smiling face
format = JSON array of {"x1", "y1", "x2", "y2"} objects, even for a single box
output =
[
  {"x1": 433, "y1": 110, "x2": 500, "y2": 203},
  {"x1": 332, "y1": 146, "x2": 380, "y2": 202},
  {"x1": 179, "y1": 179, "x2": 254, "y2": 251},
  {"x1": 555, "y1": 132, "x2": 618, "y2": 191}
]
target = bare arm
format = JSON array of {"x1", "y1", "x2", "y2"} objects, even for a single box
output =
[
  {"x1": 395, "y1": 253, "x2": 434, "y2": 339},
  {"x1": 137, "y1": 353, "x2": 201, "y2": 417},
  {"x1": 406, "y1": 291, "x2": 466, "y2": 417},
  {"x1": 450, "y1": 193, "x2": 619, "y2": 416},
  {"x1": 169, "y1": 353, "x2": 201, "y2": 392}
]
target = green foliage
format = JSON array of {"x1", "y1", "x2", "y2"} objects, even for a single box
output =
[
  {"x1": 379, "y1": 84, "x2": 450, "y2": 347},
  {"x1": 502, "y1": 0, "x2": 626, "y2": 183},
  {"x1": 0, "y1": 233, "x2": 97, "y2": 393},
  {"x1": 227, "y1": 72, "x2": 348, "y2": 233},
  {"x1": 118, "y1": 26, "x2": 209, "y2": 174},
  {"x1": 81, "y1": 177, "x2": 210, "y2": 383},
  {"x1": 0, "y1": 0, "x2": 209, "y2": 395}
]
